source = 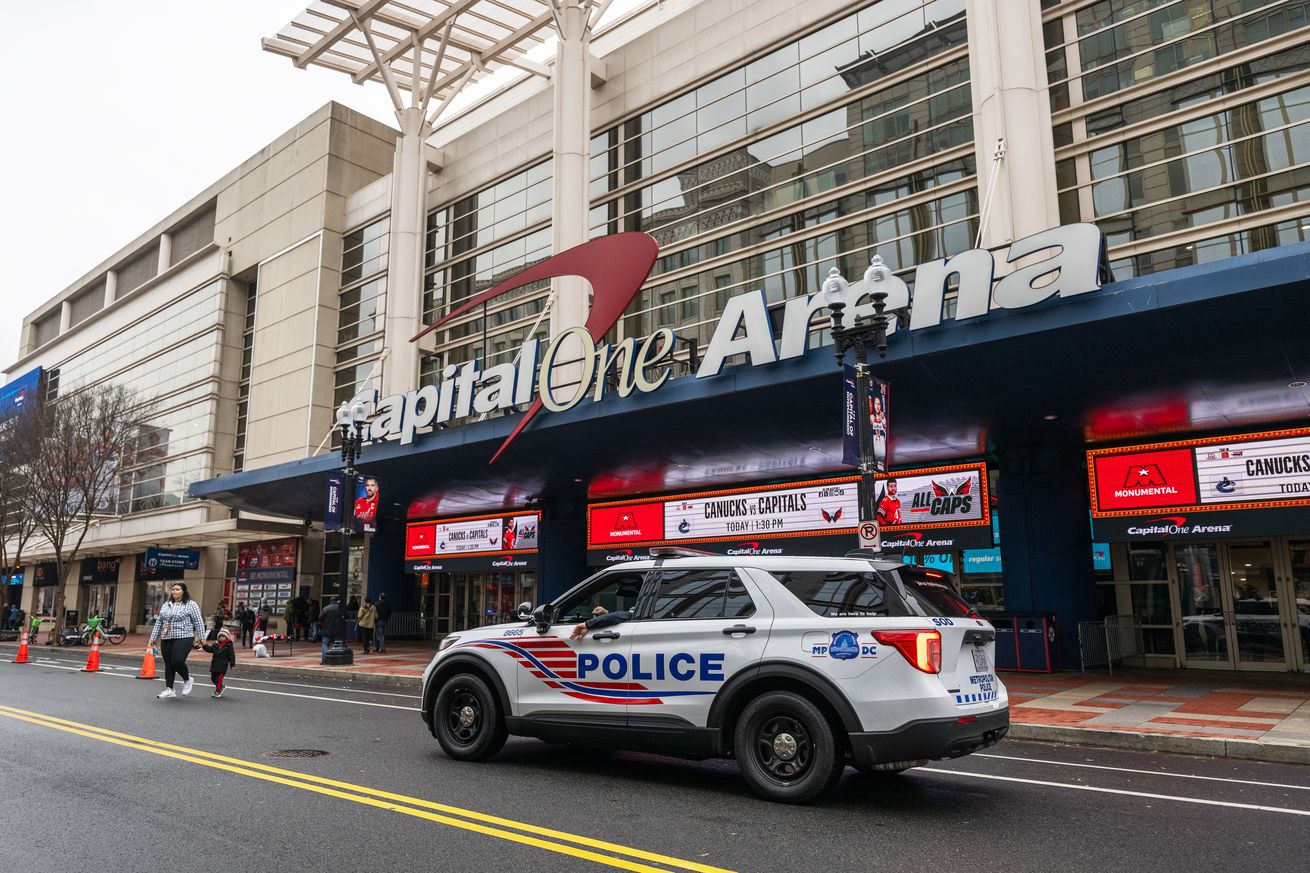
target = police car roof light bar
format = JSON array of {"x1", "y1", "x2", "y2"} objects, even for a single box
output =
[{"x1": 648, "y1": 546, "x2": 715, "y2": 558}]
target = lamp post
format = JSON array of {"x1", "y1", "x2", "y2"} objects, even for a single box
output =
[
  {"x1": 823, "y1": 256, "x2": 895, "y2": 549},
  {"x1": 324, "y1": 400, "x2": 368, "y2": 666}
]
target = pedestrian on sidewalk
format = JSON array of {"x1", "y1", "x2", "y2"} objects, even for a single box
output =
[
  {"x1": 373, "y1": 593, "x2": 391, "y2": 653},
  {"x1": 308, "y1": 597, "x2": 321, "y2": 642},
  {"x1": 237, "y1": 602, "x2": 255, "y2": 648},
  {"x1": 201, "y1": 628, "x2": 237, "y2": 698},
  {"x1": 147, "y1": 582, "x2": 205, "y2": 700},
  {"x1": 319, "y1": 598, "x2": 343, "y2": 663},
  {"x1": 357, "y1": 599, "x2": 377, "y2": 654}
]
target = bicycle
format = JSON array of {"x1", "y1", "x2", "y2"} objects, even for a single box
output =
[{"x1": 82, "y1": 617, "x2": 126, "y2": 646}]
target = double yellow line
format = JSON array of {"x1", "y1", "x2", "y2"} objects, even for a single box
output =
[{"x1": 0, "y1": 705, "x2": 734, "y2": 873}]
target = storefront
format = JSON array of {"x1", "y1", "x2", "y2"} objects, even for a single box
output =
[
  {"x1": 191, "y1": 227, "x2": 1310, "y2": 672},
  {"x1": 405, "y1": 511, "x2": 540, "y2": 635},
  {"x1": 1090, "y1": 428, "x2": 1310, "y2": 672},
  {"x1": 232, "y1": 538, "x2": 299, "y2": 614},
  {"x1": 29, "y1": 562, "x2": 58, "y2": 616},
  {"x1": 79, "y1": 556, "x2": 122, "y2": 623}
]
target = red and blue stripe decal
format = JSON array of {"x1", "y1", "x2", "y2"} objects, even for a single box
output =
[{"x1": 456, "y1": 637, "x2": 715, "y2": 706}]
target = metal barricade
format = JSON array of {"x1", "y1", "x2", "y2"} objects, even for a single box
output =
[
  {"x1": 384, "y1": 611, "x2": 429, "y2": 638},
  {"x1": 1079, "y1": 615, "x2": 1143, "y2": 674},
  {"x1": 1104, "y1": 615, "x2": 1143, "y2": 674},
  {"x1": 1078, "y1": 621, "x2": 1108, "y2": 673}
]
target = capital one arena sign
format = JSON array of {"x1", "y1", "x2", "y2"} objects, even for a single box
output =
[{"x1": 372, "y1": 224, "x2": 1107, "y2": 461}]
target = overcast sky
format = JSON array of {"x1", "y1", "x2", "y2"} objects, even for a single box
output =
[{"x1": 0, "y1": 1, "x2": 401, "y2": 380}]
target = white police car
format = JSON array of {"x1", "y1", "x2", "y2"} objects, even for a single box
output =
[{"x1": 420, "y1": 551, "x2": 1009, "y2": 803}]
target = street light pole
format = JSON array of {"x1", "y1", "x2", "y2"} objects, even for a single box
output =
[
  {"x1": 324, "y1": 401, "x2": 368, "y2": 666},
  {"x1": 823, "y1": 256, "x2": 894, "y2": 550}
]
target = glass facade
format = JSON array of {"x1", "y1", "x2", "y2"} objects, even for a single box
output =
[
  {"x1": 41, "y1": 280, "x2": 225, "y2": 514},
  {"x1": 421, "y1": 0, "x2": 975, "y2": 384},
  {"x1": 335, "y1": 217, "x2": 389, "y2": 411},
  {"x1": 1046, "y1": 0, "x2": 1310, "y2": 278},
  {"x1": 233, "y1": 282, "x2": 256, "y2": 473}
]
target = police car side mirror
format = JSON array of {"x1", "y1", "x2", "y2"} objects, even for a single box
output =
[
  {"x1": 516, "y1": 601, "x2": 533, "y2": 621},
  {"x1": 530, "y1": 604, "x2": 551, "y2": 633}
]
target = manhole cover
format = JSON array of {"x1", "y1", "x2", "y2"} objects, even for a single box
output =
[{"x1": 263, "y1": 749, "x2": 329, "y2": 758}]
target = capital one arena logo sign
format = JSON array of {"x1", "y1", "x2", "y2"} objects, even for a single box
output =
[{"x1": 373, "y1": 224, "x2": 1106, "y2": 462}]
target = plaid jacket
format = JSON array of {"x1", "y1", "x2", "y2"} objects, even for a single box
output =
[{"x1": 149, "y1": 600, "x2": 205, "y2": 643}]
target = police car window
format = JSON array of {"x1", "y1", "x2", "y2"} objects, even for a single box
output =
[
  {"x1": 647, "y1": 569, "x2": 751, "y2": 620},
  {"x1": 894, "y1": 568, "x2": 972, "y2": 618},
  {"x1": 724, "y1": 578, "x2": 756, "y2": 618},
  {"x1": 768, "y1": 571, "x2": 900, "y2": 618},
  {"x1": 555, "y1": 572, "x2": 644, "y2": 624}
]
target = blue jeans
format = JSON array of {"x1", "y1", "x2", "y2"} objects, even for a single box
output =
[
  {"x1": 374, "y1": 620, "x2": 387, "y2": 652},
  {"x1": 320, "y1": 635, "x2": 335, "y2": 662}
]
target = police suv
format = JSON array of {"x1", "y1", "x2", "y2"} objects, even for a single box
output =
[{"x1": 420, "y1": 551, "x2": 1009, "y2": 803}]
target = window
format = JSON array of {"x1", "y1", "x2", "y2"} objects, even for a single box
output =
[
  {"x1": 769, "y1": 570, "x2": 898, "y2": 617},
  {"x1": 647, "y1": 569, "x2": 755, "y2": 620},
  {"x1": 555, "y1": 572, "x2": 645, "y2": 624},
  {"x1": 896, "y1": 567, "x2": 974, "y2": 618}
]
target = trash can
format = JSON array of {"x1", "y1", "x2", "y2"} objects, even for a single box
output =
[
  {"x1": 64, "y1": 609, "x2": 80, "y2": 627},
  {"x1": 984, "y1": 612, "x2": 1018, "y2": 670},
  {"x1": 982, "y1": 611, "x2": 1059, "y2": 673}
]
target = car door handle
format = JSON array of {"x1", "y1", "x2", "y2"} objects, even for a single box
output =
[
  {"x1": 592, "y1": 631, "x2": 621, "y2": 641},
  {"x1": 722, "y1": 625, "x2": 757, "y2": 636}
]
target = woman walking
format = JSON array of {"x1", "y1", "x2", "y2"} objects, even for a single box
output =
[
  {"x1": 357, "y1": 599, "x2": 377, "y2": 654},
  {"x1": 147, "y1": 582, "x2": 205, "y2": 699}
]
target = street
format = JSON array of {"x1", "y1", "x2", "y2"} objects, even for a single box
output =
[{"x1": 4, "y1": 651, "x2": 1309, "y2": 873}]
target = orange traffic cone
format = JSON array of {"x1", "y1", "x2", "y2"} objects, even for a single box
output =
[
  {"x1": 82, "y1": 633, "x2": 101, "y2": 672},
  {"x1": 137, "y1": 647, "x2": 157, "y2": 679},
  {"x1": 15, "y1": 629, "x2": 29, "y2": 664}
]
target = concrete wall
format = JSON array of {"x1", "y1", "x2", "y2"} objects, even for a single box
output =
[{"x1": 218, "y1": 104, "x2": 396, "y2": 470}]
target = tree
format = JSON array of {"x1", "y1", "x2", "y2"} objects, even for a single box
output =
[
  {"x1": 0, "y1": 407, "x2": 39, "y2": 606},
  {"x1": 20, "y1": 382, "x2": 149, "y2": 642}
]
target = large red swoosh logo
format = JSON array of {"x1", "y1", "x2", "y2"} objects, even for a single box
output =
[{"x1": 411, "y1": 233, "x2": 659, "y2": 463}]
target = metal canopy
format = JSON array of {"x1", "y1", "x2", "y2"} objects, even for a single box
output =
[{"x1": 263, "y1": 1, "x2": 611, "y2": 125}]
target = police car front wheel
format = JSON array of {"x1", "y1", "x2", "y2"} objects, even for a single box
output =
[
  {"x1": 434, "y1": 673, "x2": 507, "y2": 761},
  {"x1": 734, "y1": 692, "x2": 844, "y2": 804}
]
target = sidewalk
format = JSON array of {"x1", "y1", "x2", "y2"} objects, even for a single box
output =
[
  {"x1": 1004, "y1": 670, "x2": 1310, "y2": 765},
  {"x1": 6, "y1": 634, "x2": 1309, "y2": 764}
]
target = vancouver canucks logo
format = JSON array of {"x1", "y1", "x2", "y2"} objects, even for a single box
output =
[
  {"x1": 830, "y1": 631, "x2": 860, "y2": 660},
  {"x1": 1215, "y1": 477, "x2": 1237, "y2": 494},
  {"x1": 678, "y1": 519, "x2": 691, "y2": 533}
]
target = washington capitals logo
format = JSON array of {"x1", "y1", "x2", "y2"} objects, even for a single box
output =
[
  {"x1": 410, "y1": 234, "x2": 660, "y2": 464},
  {"x1": 931, "y1": 478, "x2": 971, "y2": 497},
  {"x1": 820, "y1": 507, "x2": 843, "y2": 524}
]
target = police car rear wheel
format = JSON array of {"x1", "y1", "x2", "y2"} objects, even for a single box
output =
[
  {"x1": 735, "y1": 692, "x2": 843, "y2": 803},
  {"x1": 434, "y1": 673, "x2": 507, "y2": 761}
]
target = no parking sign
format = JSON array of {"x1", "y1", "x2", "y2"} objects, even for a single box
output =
[{"x1": 858, "y1": 520, "x2": 881, "y2": 551}]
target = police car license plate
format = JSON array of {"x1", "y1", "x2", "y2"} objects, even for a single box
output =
[{"x1": 971, "y1": 647, "x2": 988, "y2": 673}]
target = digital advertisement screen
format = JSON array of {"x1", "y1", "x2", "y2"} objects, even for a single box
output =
[
  {"x1": 1089, "y1": 428, "x2": 1310, "y2": 517},
  {"x1": 586, "y1": 464, "x2": 991, "y2": 562},
  {"x1": 405, "y1": 511, "x2": 540, "y2": 572}
]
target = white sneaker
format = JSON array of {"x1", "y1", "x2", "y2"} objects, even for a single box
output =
[
  {"x1": 182, "y1": 678, "x2": 194, "y2": 696},
  {"x1": 157, "y1": 688, "x2": 176, "y2": 699}
]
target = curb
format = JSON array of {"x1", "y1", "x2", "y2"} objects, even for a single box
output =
[
  {"x1": 3, "y1": 642, "x2": 424, "y2": 690},
  {"x1": 1008, "y1": 723, "x2": 1310, "y2": 766}
]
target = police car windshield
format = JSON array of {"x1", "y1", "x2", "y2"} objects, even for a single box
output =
[
  {"x1": 765, "y1": 570, "x2": 910, "y2": 618},
  {"x1": 893, "y1": 568, "x2": 973, "y2": 618}
]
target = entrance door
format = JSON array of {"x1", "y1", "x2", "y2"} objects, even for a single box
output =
[
  {"x1": 1175, "y1": 539, "x2": 1300, "y2": 671},
  {"x1": 1280, "y1": 539, "x2": 1310, "y2": 671}
]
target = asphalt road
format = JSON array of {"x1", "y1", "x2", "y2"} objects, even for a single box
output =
[{"x1": 4, "y1": 649, "x2": 1309, "y2": 873}]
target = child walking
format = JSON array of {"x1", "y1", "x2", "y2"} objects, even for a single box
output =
[{"x1": 201, "y1": 628, "x2": 237, "y2": 698}]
